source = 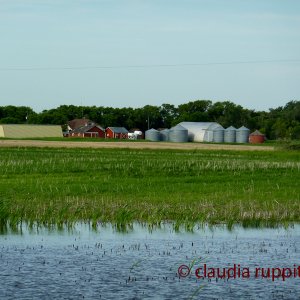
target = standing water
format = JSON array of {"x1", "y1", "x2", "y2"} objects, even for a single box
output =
[{"x1": 1, "y1": 223, "x2": 300, "y2": 299}]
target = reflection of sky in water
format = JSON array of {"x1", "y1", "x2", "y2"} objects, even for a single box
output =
[{"x1": 1, "y1": 223, "x2": 300, "y2": 299}]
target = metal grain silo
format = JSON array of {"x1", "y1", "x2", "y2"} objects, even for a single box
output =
[
  {"x1": 236, "y1": 126, "x2": 250, "y2": 143},
  {"x1": 145, "y1": 128, "x2": 160, "y2": 142},
  {"x1": 224, "y1": 126, "x2": 236, "y2": 143},
  {"x1": 169, "y1": 125, "x2": 188, "y2": 142},
  {"x1": 213, "y1": 126, "x2": 224, "y2": 143},
  {"x1": 160, "y1": 129, "x2": 170, "y2": 141}
]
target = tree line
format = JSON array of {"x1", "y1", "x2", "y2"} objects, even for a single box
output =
[{"x1": 0, "y1": 100, "x2": 300, "y2": 140}]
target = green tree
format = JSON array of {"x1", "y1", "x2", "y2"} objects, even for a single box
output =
[
  {"x1": 176, "y1": 100, "x2": 212, "y2": 123},
  {"x1": 291, "y1": 124, "x2": 300, "y2": 139},
  {"x1": 0, "y1": 106, "x2": 34, "y2": 123},
  {"x1": 271, "y1": 119, "x2": 288, "y2": 140},
  {"x1": 0, "y1": 117, "x2": 21, "y2": 124},
  {"x1": 159, "y1": 103, "x2": 178, "y2": 128}
]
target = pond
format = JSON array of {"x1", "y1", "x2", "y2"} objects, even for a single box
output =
[{"x1": 1, "y1": 223, "x2": 300, "y2": 299}]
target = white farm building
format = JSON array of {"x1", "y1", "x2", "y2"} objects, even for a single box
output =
[{"x1": 178, "y1": 122, "x2": 223, "y2": 142}]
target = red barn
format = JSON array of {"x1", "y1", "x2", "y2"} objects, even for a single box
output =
[
  {"x1": 106, "y1": 127, "x2": 128, "y2": 139},
  {"x1": 70, "y1": 125, "x2": 105, "y2": 138}
]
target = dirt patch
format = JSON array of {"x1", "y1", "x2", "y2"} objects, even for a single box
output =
[{"x1": 0, "y1": 139, "x2": 274, "y2": 151}]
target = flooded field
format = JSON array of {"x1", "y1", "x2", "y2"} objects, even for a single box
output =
[{"x1": 1, "y1": 223, "x2": 300, "y2": 299}]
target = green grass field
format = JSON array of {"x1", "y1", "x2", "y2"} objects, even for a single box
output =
[{"x1": 0, "y1": 147, "x2": 299, "y2": 231}]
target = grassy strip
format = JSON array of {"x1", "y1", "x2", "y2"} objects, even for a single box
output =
[{"x1": 0, "y1": 147, "x2": 299, "y2": 231}]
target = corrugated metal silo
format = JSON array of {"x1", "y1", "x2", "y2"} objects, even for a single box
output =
[
  {"x1": 213, "y1": 126, "x2": 224, "y2": 143},
  {"x1": 236, "y1": 126, "x2": 250, "y2": 143},
  {"x1": 160, "y1": 129, "x2": 170, "y2": 141},
  {"x1": 224, "y1": 126, "x2": 236, "y2": 143},
  {"x1": 169, "y1": 125, "x2": 188, "y2": 142},
  {"x1": 145, "y1": 128, "x2": 160, "y2": 141},
  {"x1": 204, "y1": 123, "x2": 222, "y2": 142}
]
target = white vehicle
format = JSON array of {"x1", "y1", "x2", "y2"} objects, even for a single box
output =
[
  {"x1": 127, "y1": 131, "x2": 143, "y2": 140},
  {"x1": 127, "y1": 132, "x2": 137, "y2": 140}
]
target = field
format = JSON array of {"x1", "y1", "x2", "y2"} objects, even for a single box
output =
[{"x1": 0, "y1": 143, "x2": 299, "y2": 231}]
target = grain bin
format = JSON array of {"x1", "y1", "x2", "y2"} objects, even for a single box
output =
[
  {"x1": 145, "y1": 128, "x2": 160, "y2": 142},
  {"x1": 169, "y1": 125, "x2": 188, "y2": 142},
  {"x1": 213, "y1": 126, "x2": 224, "y2": 143},
  {"x1": 249, "y1": 130, "x2": 265, "y2": 144},
  {"x1": 224, "y1": 126, "x2": 236, "y2": 143},
  {"x1": 160, "y1": 129, "x2": 170, "y2": 141},
  {"x1": 236, "y1": 126, "x2": 250, "y2": 143}
]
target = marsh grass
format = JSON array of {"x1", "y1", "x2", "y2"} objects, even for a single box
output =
[{"x1": 0, "y1": 147, "x2": 299, "y2": 230}]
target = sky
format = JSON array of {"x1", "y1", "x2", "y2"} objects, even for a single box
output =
[{"x1": 0, "y1": 0, "x2": 300, "y2": 112}]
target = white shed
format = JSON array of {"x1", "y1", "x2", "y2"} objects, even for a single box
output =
[{"x1": 178, "y1": 122, "x2": 223, "y2": 142}]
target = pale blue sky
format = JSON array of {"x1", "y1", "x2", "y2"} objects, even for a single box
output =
[{"x1": 0, "y1": 0, "x2": 300, "y2": 112}]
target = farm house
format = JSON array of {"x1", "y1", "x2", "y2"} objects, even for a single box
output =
[
  {"x1": 69, "y1": 124, "x2": 105, "y2": 138},
  {"x1": 0, "y1": 124, "x2": 63, "y2": 138},
  {"x1": 106, "y1": 127, "x2": 128, "y2": 139},
  {"x1": 178, "y1": 122, "x2": 223, "y2": 142},
  {"x1": 67, "y1": 118, "x2": 93, "y2": 131}
]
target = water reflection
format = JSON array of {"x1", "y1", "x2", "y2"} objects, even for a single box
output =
[{"x1": 0, "y1": 220, "x2": 294, "y2": 236}]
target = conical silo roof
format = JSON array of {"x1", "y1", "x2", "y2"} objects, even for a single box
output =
[
  {"x1": 250, "y1": 130, "x2": 264, "y2": 136},
  {"x1": 225, "y1": 126, "x2": 236, "y2": 130},
  {"x1": 170, "y1": 124, "x2": 187, "y2": 131},
  {"x1": 213, "y1": 126, "x2": 224, "y2": 131},
  {"x1": 237, "y1": 126, "x2": 249, "y2": 131}
]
